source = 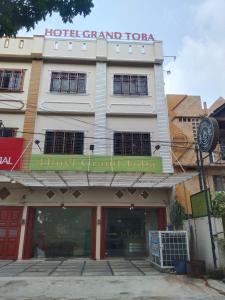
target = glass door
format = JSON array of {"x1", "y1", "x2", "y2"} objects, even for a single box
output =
[
  {"x1": 105, "y1": 208, "x2": 158, "y2": 258},
  {"x1": 32, "y1": 207, "x2": 93, "y2": 258}
]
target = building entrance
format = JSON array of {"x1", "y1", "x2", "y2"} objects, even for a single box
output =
[
  {"x1": 104, "y1": 208, "x2": 160, "y2": 258},
  {"x1": 27, "y1": 207, "x2": 95, "y2": 259},
  {"x1": 0, "y1": 206, "x2": 22, "y2": 259}
]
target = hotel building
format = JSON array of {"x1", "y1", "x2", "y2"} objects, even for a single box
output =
[{"x1": 0, "y1": 35, "x2": 193, "y2": 260}]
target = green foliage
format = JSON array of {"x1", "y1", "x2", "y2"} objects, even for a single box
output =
[
  {"x1": 170, "y1": 200, "x2": 186, "y2": 229},
  {"x1": 212, "y1": 191, "x2": 225, "y2": 218},
  {"x1": 0, "y1": 0, "x2": 94, "y2": 37}
]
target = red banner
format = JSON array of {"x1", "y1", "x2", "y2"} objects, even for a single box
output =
[{"x1": 0, "y1": 138, "x2": 24, "y2": 170}]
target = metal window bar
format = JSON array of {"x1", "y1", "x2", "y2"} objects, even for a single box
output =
[
  {"x1": 113, "y1": 131, "x2": 151, "y2": 156},
  {"x1": 149, "y1": 231, "x2": 190, "y2": 269},
  {"x1": 44, "y1": 131, "x2": 84, "y2": 154},
  {"x1": 50, "y1": 72, "x2": 86, "y2": 93},
  {"x1": 0, "y1": 70, "x2": 23, "y2": 90}
]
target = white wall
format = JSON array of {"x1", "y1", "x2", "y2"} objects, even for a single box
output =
[{"x1": 184, "y1": 217, "x2": 225, "y2": 270}]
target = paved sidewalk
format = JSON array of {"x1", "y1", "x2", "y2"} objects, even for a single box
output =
[{"x1": 0, "y1": 259, "x2": 160, "y2": 277}]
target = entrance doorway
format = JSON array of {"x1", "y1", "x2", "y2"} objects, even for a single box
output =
[
  {"x1": 103, "y1": 208, "x2": 162, "y2": 258},
  {"x1": 24, "y1": 207, "x2": 96, "y2": 259},
  {"x1": 0, "y1": 206, "x2": 22, "y2": 259}
]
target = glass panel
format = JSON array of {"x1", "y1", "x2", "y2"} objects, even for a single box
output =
[
  {"x1": 32, "y1": 208, "x2": 92, "y2": 258},
  {"x1": 60, "y1": 73, "x2": 69, "y2": 92},
  {"x1": 50, "y1": 72, "x2": 61, "y2": 92},
  {"x1": 54, "y1": 132, "x2": 65, "y2": 153},
  {"x1": 0, "y1": 228, "x2": 6, "y2": 237},
  {"x1": 113, "y1": 75, "x2": 122, "y2": 95},
  {"x1": 114, "y1": 132, "x2": 123, "y2": 155},
  {"x1": 64, "y1": 132, "x2": 75, "y2": 153},
  {"x1": 138, "y1": 76, "x2": 148, "y2": 95},
  {"x1": 2, "y1": 71, "x2": 11, "y2": 88},
  {"x1": 105, "y1": 208, "x2": 150, "y2": 258},
  {"x1": 132, "y1": 133, "x2": 142, "y2": 155},
  {"x1": 44, "y1": 131, "x2": 55, "y2": 153},
  {"x1": 130, "y1": 76, "x2": 138, "y2": 95},
  {"x1": 123, "y1": 132, "x2": 132, "y2": 155},
  {"x1": 74, "y1": 132, "x2": 84, "y2": 154},
  {"x1": 77, "y1": 73, "x2": 86, "y2": 93},
  {"x1": 122, "y1": 75, "x2": 129, "y2": 95},
  {"x1": 142, "y1": 133, "x2": 151, "y2": 155},
  {"x1": 69, "y1": 73, "x2": 77, "y2": 93}
]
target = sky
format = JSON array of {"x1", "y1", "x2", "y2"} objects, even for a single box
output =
[{"x1": 19, "y1": 0, "x2": 225, "y2": 105}]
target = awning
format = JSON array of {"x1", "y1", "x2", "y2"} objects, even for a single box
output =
[{"x1": 0, "y1": 171, "x2": 198, "y2": 188}]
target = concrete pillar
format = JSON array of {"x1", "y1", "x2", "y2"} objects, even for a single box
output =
[
  {"x1": 18, "y1": 205, "x2": 28, "y2": 260},
  {"x1": 94, "y1": 62, "x2": 107, "y2": 155},
  {"x1": 95, "y1": 206, "x2": 101, "y2": 260},
  {"x1": 154, "y1": 64, "x2": 173, "y2": 173}
]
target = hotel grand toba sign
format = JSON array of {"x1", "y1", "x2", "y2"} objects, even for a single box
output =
[
  {"x1": 45, "y1": 29, "x2": 155, "y2": 41},
  {"x1": 30, "y1": 155, "x2": 162, "y2": 173}
]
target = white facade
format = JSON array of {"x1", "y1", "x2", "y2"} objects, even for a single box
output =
[{"x1": 0, "y1": 35, "x2": 193, "y2": 261}]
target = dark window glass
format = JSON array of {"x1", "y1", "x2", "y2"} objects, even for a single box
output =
[
  {"x1": 44, "y1": 131, "x2": 84, "y2": 154},
  {"x1": 0, "y1": 128, "x2": 16, "y2": 137},
  {"x1": 50, "y1": 72, "x2": 86, "y2": 94},
  {"x1": 114, "y1": 131, "x2": 151, "y2": 156},
  {"x1": 32, "y1": 207, "x2": 92, "y2": 258},
  {"x1": 213, "y1": 176, "x2": 225, "y2": 191},
  {"x1": 0, "y1": 69, "x2": 23, "y2": 91},
  {"x1": 113, "y1": 75, "x2": 148, "y2": 96},
  {"x1": 44, "y1": 131, "x2": 54, "y2": 153},
  {"x1": 220, "y1": 139, "x2": 225, "y2": 160}
]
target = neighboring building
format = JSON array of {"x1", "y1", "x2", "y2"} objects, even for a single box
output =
[
  {"x1": 0, "y1": 35, "x2": 193, "y2": 260},
  {"x1": 167, "y1": 94, "x2": 225, "y2": 213}
]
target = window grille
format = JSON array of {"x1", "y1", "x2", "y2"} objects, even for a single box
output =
[
  {"x1": 44, "y1": 131, "x2": 84, "y2": 154},
  {"x1": 113, "y1": 75, "x2": 148, "y2": 96},
  {"x1": 114, "y1": 131, "x2": 151, "y2": 156},
  {"x1": 0, "y1": 69, "x2": 24, "y2": 91},
  {"x1": 0, "y1": 128, "x2": 16, "y2": 137},
  {"x1": 149, "y1": 231, "x2": 190, "y2": 269},
  {"x1": 50, "y1": 72, "x2": 86, "y2": 94}
]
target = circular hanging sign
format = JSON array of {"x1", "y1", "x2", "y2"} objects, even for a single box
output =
[{"x1": 197, "y1": 117, "x2": 219, "y2": 152}]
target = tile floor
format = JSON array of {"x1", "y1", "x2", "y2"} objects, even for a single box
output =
[{"x1": 0, "y1": 259, "x2": 160, "y2": 277}]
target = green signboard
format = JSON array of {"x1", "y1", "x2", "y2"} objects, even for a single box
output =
[
  {"x1": 191, "y1": 190, "x2": 212, "y2": 218},
  {"x1": 29, "y1": 154, "x2": 163, "y2": 173}
]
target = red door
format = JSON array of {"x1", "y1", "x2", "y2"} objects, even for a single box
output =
[{"x1": 0, "y1": 206, "x2": 22, "y2": 259}]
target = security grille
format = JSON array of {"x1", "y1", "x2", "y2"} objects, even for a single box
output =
[
  {"x1": 149, "y1": 231, "x2": 190, "y2": 269},
  {"x1": 44, "y1": 131, "x2": 84, "y2": 154}
]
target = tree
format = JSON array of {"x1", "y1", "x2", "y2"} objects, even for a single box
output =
[
  {"x1": 0, "y1": 0, "x2": 94, "y2": 37},
  {"x1": 170, "y1": 200, "x2": 186, "y2": 230}
]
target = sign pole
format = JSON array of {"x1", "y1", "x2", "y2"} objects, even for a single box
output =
[{"x1": 198, "y1": 148, "x2": 217, "y2": 269}]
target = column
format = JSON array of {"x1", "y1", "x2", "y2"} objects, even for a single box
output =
[
  {"x1": 94, "y1": 62, "x2": 107, "y2": 155},
  {"x1": 154, "y1": 64, "x2": 173, "y2": 173},
  {"x1": 17, "y1": 205, "x2": 28, "y2": 260},
  {"x1": 95, "y1": 206, "x2": 101, "y2": 260}
]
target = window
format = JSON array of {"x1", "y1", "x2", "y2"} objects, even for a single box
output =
[
  {"x1": 0, "y1": 128, "x2": 16, "y2": 137},
  {"x1": 220, "y1": 139, "x2": 225, "y2": 160},
  {"x1": 0, "y1": 69, "x2": 24, "y2": 91},
  {"x1": 19, "y1": 40, "x2": 24, "y2": 48},
  {"x1": 50, "y1": 72, "x2": 86, "y2": 94},
  {"x1": 113, "y1": 75, "x2": 148, "y2": 96},
  {"x1": 44, "y1": 131, "x2": 84, "y2": 154},
  {"x1": 213, "y1": 176, "x2": 225, "y2": 191},
  {"x1": 4, "y1": 39, "x2": 9, "y2": 48},
  {"x1": 114, "y1": 131, "x2": 151, "y2": 156}
]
